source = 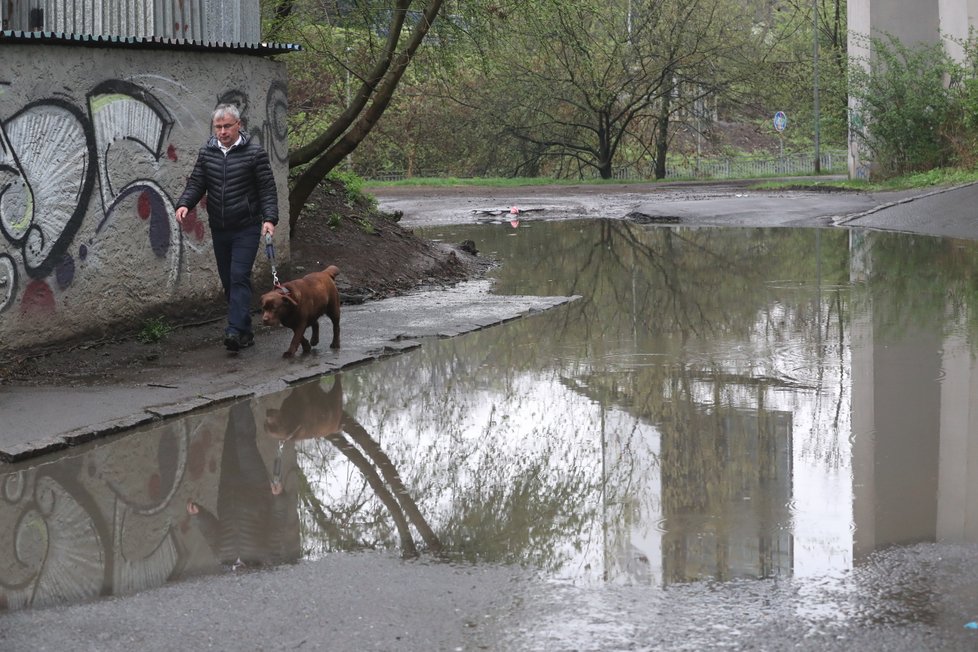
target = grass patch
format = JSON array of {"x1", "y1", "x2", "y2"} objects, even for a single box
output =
[
  {"x1": 365, "y1": 176, "x2": 659, "y2": 190},
  {"x1": 327, "y1": 168, "x2": 377, "y2": 209},
  {"x1": 356, "y1": 217, "x2": 375, "y2": 234},
  {"x1": 367, "y1": 167, "x2": 978, "y2": 194},
  {"x1": 753, "y1": 167, "x2": 978, "y2": 192},
  {"x1": 136, "y1": 317, "x2": 173, "y2": 344}
]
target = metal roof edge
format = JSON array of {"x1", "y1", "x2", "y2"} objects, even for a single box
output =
[{"x1": 0, "y1": 30, "x2": 301, "y2": 55}]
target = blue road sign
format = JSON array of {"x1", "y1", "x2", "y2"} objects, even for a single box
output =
[{"x1": 774, "y1": 111, "x2": 787, "y2": 132}]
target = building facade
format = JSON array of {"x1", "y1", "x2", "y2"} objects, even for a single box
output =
[{"x1": 0, "y1": 1, "x2": 295, "y2": 351}]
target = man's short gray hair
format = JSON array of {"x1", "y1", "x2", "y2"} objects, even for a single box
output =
[{"x1": 212, "y1": 103, "x2": 240, "y2": 123}]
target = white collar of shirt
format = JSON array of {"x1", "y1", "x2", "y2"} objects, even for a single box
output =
[{"x1": 218, "y1": 135, "x2": 242, "y2": 155}]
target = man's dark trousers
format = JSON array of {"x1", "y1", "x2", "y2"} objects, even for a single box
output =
[{"x1": 211, "y1": 223, "x2": 261, "y2": 337}]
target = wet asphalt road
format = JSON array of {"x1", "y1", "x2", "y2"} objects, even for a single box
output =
[{"x1": 4, "y1": 180, "x2": 978, "y2": 651}]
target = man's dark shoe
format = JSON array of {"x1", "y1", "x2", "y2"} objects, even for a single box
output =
[{"x1": 224, "y1": 331, "x2": 254, "y2": 351}]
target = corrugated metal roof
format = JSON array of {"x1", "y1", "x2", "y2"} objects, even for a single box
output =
[
  {"x1": 0, "y1": 29, "x2": 300, "y2": 55},
  {"x1": 3, "y1": 0, "x2": 265, "y2": 43}
]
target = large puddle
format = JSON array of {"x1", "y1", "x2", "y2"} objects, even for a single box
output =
[{"x1": 3, "y1": 220, "x2": 978, "y2": 637}]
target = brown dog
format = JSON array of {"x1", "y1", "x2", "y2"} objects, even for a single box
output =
[{"x1": 260, "y1": 265, "x2": 340, "y2": 358}]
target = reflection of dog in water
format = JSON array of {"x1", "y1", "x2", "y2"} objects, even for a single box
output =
[
  {"x1": 264, "y1": 374, "x2": 344, "y2": 441},
  {"x1": 263, "y1": 373, "x2": 444, "y2": 556}
]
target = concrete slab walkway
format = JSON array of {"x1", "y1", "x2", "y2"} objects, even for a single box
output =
[{"x1": 1, "y1": 280, "x2": 577, "y2": 461}]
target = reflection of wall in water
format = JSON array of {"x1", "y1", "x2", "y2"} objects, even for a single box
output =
[
  {"x1": 936, "y1": 326, "x2": 978, "y2": 543},
  {"x1": 660, "y1": 408, "x2": 793, "y2": 583},
  {"x1": 603, "y1": 403, "x2": 793, "y2": 586},
  {"x1": 850, "y1": 231, "x2": 978, "y2": 559},
  {"x1": 853, "y1": 323, "x2": 940, "y2": 557},
  {"x1": 0, "y1": 400, "x2": 300, "y2": 611}
]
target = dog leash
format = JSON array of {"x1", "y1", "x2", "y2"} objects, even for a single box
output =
[{"x1": 264, "y1": 233, "x2": 289, "y2": 293}]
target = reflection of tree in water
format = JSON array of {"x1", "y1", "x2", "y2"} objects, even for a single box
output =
[
  {"x1": 501, "y1": 221, "x2": 852, "y2": 469},
  {"x1": 458, "y1": 222, "x2": 855, "y2": 562},
  {"x1": 858, "y1": 232, "x2": 978, "y2": 337},
  {"x1": 290, "y1": 222, "x2": 869, "y2": 577},
  {"x1": 270, "y1": 376, "x2": 443, "y2": 559},
  {"x1": 296, "y1": 364, "x2": 605, "y2": 573},
  {"x1": 434, "y1": 440, "x2": 593, "y2": 570}
]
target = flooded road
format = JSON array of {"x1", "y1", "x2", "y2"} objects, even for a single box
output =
[{"x1": 3, "y1": 219, "x2": 978, "y2": 650}]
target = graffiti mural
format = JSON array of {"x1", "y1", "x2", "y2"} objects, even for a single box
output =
[
  {"x1": 88, "y1": 80, "x2": 182, "y2": 288},
  {"x1": 0, "y1": 100, "x2": 95, "y2": 291},
  {"x1": 216, "y1": 82, "x2": 288, "y2": 164},
  {"x1": 0, "y1": 73, "x2": 287, "y2": 333},
  {"x1": 0, "y1": 82, "x2": 183, "y2": 316},
  {"x1": 263, "y1": 80, "x2": 289, "y2": 165}
]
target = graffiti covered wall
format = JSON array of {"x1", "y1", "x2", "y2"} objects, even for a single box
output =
[{"x1": 0, "y1": 44, "x2": 290, "y2": 351}]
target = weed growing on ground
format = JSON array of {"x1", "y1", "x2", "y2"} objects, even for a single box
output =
[{"x1": 137, "y1": 317, "x2": 173, "y2": 344}]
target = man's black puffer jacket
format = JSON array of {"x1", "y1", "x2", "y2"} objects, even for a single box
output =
[{"x1": 176, "y1": 130, "x2": 279, "y2": 231}]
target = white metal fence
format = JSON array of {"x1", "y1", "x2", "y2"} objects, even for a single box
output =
[{"x1": 647, "y1": 149, "x2": 847, "y2": 180}]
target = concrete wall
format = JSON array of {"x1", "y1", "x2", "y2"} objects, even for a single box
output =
[
  {"x1": 0, "y1": 43, "x2": 290, "y2": 351},
  {"x1": 939, "y1": 0, "x2": 978, "y2": 60},
  {"x1": 848, "y1": 0, "x2": 943, "y2": 65}
]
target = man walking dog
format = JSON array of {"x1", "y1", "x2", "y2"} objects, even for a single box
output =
[{"x1": 175, "y1": 103, "x2": 278, "y2": 351}]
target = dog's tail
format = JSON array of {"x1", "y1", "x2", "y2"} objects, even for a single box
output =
[{"x1": 324, "y1": 265, "x2": 339, "y2": 278}]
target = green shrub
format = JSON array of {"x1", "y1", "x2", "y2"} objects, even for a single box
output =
[{"x1": 849, "y1": 34, "x2": 955, "y2": 177}]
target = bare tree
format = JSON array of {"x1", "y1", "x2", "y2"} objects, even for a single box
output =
[
  {"x1": 268, "y1": 1, "x2": 449, "y2": 230},
  {"x1": 450, "y1": 0, "x2": 759, "y2": 179}
]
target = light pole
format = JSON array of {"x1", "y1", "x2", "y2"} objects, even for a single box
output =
[
  {"x1": 813, "y1": 0, "x2": 821, "y2": 174},
  {"x1": 346, "y1": 47, "x2": 353, "y2": 170}
]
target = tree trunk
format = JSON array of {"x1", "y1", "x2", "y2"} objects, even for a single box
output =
[
  {"x1": 654, "y1": 91, "x2": 673, "y2": 180},
  {"x1": 598, "y1": 115, "x2": 613, "y2": 179},
  {"x1": 287, "y1": 0, "x2": 445, "y2": 231}
]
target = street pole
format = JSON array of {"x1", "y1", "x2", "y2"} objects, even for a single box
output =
[
  {"x1": 346, "y1": 48, "x2": 353, "y2": 170},
  {"x1": 627, "y1": 0, "x2": 632, "y2": 40},
  {"x1": 813, "y1": 0, "x2": 821, "y2": 174}
]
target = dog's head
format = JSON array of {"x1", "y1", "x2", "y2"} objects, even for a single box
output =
[{"x1": 260, "y1": 289, "x2": 298, "y2": 326}]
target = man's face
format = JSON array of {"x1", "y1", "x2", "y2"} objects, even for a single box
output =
[{"x1": 213, "y1": 114, "x2": 241, "y2": 148}]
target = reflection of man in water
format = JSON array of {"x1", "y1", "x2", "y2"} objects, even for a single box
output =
[{"x1": 186, "y1": 401, "x2": 299, "y2": 568}]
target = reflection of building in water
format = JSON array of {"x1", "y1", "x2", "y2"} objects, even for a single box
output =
[
  {"x1": 603, "y1": 404, "x2": 792, "y2": 586},
  {"x1": 660, "y1": 409, "x2": 792, "y2": 584}
]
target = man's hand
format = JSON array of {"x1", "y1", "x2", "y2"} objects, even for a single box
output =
[
  {"x1": 262, "y1": 221, "x2": 275, "y2": 239},
  {"x1": 175, "y1": 206, "x2": 188, "y2": 225}
]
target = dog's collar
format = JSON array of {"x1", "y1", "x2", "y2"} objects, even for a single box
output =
[{"x1": 274, "y1": 283, "x2": 291, "y2": 295}]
